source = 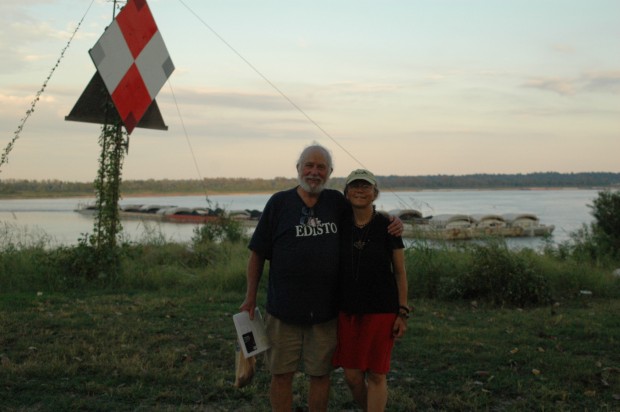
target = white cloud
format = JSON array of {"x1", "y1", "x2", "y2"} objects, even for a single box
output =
[
  {"x1": 523, "y1": 71, "x2": 620, "y2": 96},
  {"x1": 522, "y1": 78, "x2": 577, "y2": 96},
  {"x1": 582, "y1": 71, "x2": 620, "y2": 94}
]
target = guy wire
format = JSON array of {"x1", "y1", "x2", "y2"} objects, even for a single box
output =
[
  {"x1": 0, "y1": 0, "x2": 97, "y2": 174},
  {"x1": 176, "y1": 0, "x2": 411, "y2": 208},
  {"x1": 167, "y1": 79, "x2": 212, "y2": 208}
]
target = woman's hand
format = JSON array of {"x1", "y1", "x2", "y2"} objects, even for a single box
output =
[{"x1": 392, "y1": 315, "x2": 407, "y2": 338}]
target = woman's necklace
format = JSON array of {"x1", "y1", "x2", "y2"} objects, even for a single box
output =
[
  {"x1": 353, "y1": 225, "x2": 371, "y2": 250},
  {"x1": 353, "y1": 211, "x2": 375, "y2": 250},
  {"x1": 352, "y1": 226, "x2": 370, "y2": 280},
  {"x1": 354, "y1": 219, "x2": 371, "y2": 229},
  {"x1": 352, "y1": 211, "x2": 375, "y2": 280}
]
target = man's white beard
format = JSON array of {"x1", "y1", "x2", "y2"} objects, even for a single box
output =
[{"x1": 298, "y1": 176, "x2": 325, "y2": 194}]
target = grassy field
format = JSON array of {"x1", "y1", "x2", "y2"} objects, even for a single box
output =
[
  {"x1": 1, "y1": 221, "x2": 620, "y2": 411},
  {"x1": 1, "y1": 287, "x2": 619, "y2": 411}
]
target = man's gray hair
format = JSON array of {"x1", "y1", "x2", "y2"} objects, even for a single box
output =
[{"x1": 296, "y1": 144, "x2": 334, "y2": 172}]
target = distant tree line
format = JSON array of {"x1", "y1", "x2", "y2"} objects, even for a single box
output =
[
  {"x1": 1, "y1": 172, "x2": 619, "y2": 198},
  {"x1": 372, "y1": 172, "x2": 620, "y2": 190}
]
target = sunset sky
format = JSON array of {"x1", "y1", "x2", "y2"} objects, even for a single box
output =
[{"x1": 1, "y1": 0, "x2": 619, "y2": 182}]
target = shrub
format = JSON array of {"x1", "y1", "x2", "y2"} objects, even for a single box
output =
[
  {"x1": 192, "y1": 216, "x2": 245, "y2": 244},
  {"x1": 588, "y1": 189, "x2": 620, "y2": 258},
  {"x1": 550, "y1": 190, "x2": 620, "y2": 265},
  {"x1": 452, "y1": 242, "x2": 552, "y2": 307}
]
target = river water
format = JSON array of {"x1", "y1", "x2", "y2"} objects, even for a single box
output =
[{"x1": 0, "y1": 189, "x2": 599, "y2": 248}]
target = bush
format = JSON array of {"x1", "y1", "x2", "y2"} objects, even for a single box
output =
[
  {"x1": 451, "y1": 242, "x2": 552, "y2": 307},
  {"x1": 192, "y1": 216, "x2": 245, "y2": 244},
  {"x1": 546, "y1": 190, "x2": 620, "y2": 266},
  {"x1": 589, "y1": 189, "x2": 620, "y2": 258}
]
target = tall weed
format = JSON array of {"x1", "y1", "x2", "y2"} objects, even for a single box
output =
[
  {"x1": 2, "y1": 220, "x2": 618, "y2": 302},
  {"x1": 406, "y1": 240, "x2": 471, "y2": 299},
  {"x1": 528, "y1": 250, "x2": 620, "y2": 299}
]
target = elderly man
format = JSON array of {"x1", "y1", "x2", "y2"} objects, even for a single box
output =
[{"x1": 240, "y1": 144, "x2": 401, "y2": 411}]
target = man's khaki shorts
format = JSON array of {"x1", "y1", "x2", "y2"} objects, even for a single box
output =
[{"x1": 264, "y1": 313, "x2": 337, "y2": 376}]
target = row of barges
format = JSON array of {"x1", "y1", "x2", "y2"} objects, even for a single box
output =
[
  {"x1": 386, "y1": 209, "x2": 555, "y2": 240},
  {"x1": 76, "y1": 204, "x2": 553, "y2": 239}
]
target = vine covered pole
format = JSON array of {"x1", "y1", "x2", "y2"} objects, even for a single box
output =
[
  {"x1": 92, "y1": 120, "x2": 126, "y2": 252},
  {"x1": 88, "y1": 0, "x2": 128, "y2": 276}
]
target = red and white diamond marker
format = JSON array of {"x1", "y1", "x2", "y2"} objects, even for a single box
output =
[{"x1": 89, "y1": 0, "x2": 174, "y2": 134}]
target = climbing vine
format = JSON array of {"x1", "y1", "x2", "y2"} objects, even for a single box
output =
[
  {"x1": 0, "y1": 1, "x2": 94, "y2": 174},
  {"x1": 82, "y1": 119, "x2": 128, "y2": 279}
]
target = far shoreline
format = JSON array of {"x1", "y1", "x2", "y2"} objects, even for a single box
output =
[{"x1": 0, "y1": 186, "x2": 610, "y2": 201}]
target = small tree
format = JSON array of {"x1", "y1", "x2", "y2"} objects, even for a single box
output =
[{"x1": 589, "y1": 189, "x2": 620, "y2": 258}]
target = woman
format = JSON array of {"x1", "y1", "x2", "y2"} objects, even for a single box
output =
[{"x1": 332, "y1": 169, "x2": 410, "y2": 412}]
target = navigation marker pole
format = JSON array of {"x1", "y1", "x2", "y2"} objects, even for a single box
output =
[{"x1": 65, "y1": 0, "x2": 174, "y2": 278}]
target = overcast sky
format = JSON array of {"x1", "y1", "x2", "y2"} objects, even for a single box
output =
[{"x1": 1, "y1": 0, "x2": 619, "y2": 183}]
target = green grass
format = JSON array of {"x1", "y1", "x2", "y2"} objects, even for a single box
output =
[
  {"x1": 1, "y1": 231, "x2": 620, "y2": 410},
  {"x1": 1, "y1": 290, "x2": 620, "y2": 411}
]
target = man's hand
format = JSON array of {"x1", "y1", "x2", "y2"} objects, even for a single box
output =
[
  {"x1": 239, "y1": 299, "x2": 257, "y2": 320},
  {"x1": 388, "y1": 215, "x2": 404, "y2": 237}
]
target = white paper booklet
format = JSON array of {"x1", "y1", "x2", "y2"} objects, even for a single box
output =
[{"x1": 233, "y1": 308, "x2": 270, "y2": 358}]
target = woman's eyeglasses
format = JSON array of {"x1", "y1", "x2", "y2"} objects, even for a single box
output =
[
  {"x1": 300, "y1": 206, "x2": 318, "y2": 226},
  {"x1": 348, "y1": 182, "x2": 373, "y2": 191}
]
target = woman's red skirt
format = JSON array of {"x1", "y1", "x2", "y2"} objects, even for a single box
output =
[{"x1": 332, "y1": 312, "x2": 397, "y2": 374}]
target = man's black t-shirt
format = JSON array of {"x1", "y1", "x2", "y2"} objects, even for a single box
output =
[{"x1": 249, "y1": 187, "x2": 348, "y2": 325}]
